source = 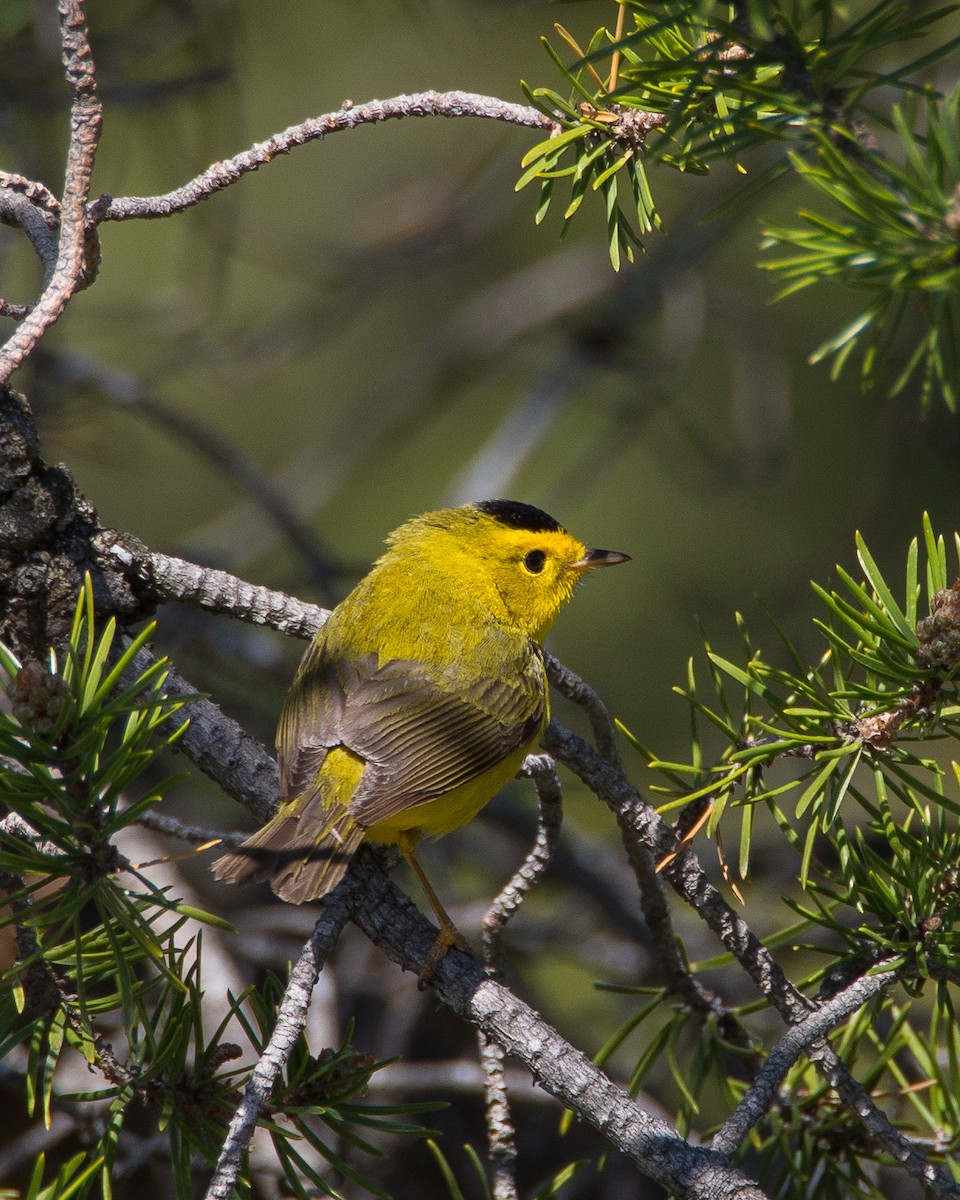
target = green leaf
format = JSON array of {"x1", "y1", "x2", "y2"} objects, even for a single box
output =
[
  {"x1": 533, "y1": 1159, "x2": 587, "y2": 1200},
  {"x1": 739, "y1": 797, "x2": 754, "y2": 878},
  {"x1": 519, "y1": 125, "x2": 589, "y2": 171},
  {"x1": 904, "y1": 536, "x2": 919, "y2": 628},
  {"x1": 922, "y1": 511, "x2": 948, "y2": 598},
  {"x1": 855, "y1": 532, "x2": 914, "y2": 640},
  {"x1": 796, "y1": 758, "x2": 841, "y2": 820},
  {"x1": 706, "y1": 654, "x2": 782, "y2": 710},
  {"x1": 426, "y1": 1139, "x2": 467, "y2": 1200}
]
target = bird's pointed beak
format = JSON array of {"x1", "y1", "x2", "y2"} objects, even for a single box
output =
[{"x1": 573, "y1": 547, "x2": 631, "y2": 570}]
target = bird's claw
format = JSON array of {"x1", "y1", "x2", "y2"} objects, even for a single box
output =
[{"x1": 417, "y1": 923, "x2": 472, "y2": 988}]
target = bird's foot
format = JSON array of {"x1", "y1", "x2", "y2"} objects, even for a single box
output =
[{"x1": 417, "y1": 922, "x2": 471, "y2": 988}]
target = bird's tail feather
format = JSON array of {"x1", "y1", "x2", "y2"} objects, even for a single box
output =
[{"x1": 212, "y1": 803, "x2": 364, "y2": 905}]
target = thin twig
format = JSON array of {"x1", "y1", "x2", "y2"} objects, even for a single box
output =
[
  {"x1": 112, "y1": 547, "x2": 327, "y2": 638},
  {"x1": 809, "y1": 1038, "x2": 960, "y2": 1199},
  {"x1": 479, "y1": 754, "x2": 564, "y2": 1200},
  {"x1": 715, "y1": 966, "x2": 960, "y2": 1198},
  {"x1": 711, "y1": 965, "x2": 898, "y2": 1157},
  {"x1": 0, "y1": 173, "x2": 61, "y2": 217},
  {"x1": 483, "y1": 801, "x2": 652, "y2": 945},
  {"x1": 204, "y1": 871, "x2": 361, "y2": 1200},
  {"x1": 0, "y1": 187, "x2": 59, "y2": 294},
  {"x1": 545, "y1": 652, "x2": 624, "y2": 770},
  {"x1": 0, "y1": 0, "x2": 102, "y2": 384},
  {"x1": 477, "y1": 1034, "x2": 519, "y2": 1200},
  {"x1": 483, "y1": 754, "x2": 564, "y2": 977},
  {"x1": 0, "y1": 301, "x2": 32, "y2": 320},
  {"x1": 134, "y1": 808, "x2": 244, "y2": 848}
]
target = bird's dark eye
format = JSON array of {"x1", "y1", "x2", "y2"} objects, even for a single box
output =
[{"x1": 523, "y1": 549, "x2": 547, "y2": 574}]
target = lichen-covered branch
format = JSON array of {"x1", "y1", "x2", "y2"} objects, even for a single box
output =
[{"x1": 111, "y1": 545, "x2": 327, "y2": 638}]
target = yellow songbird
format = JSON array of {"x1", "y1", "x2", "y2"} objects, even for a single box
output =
[{"x1": 213, "y1": 500, "x2": 629, "y2": 957}]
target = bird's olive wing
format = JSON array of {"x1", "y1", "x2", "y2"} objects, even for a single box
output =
[
  {"x1": 343, "y1": 652, "x2": 546, "y2": 827},
  {"x1": 275, "y1": 646, "x2": 363, "y2": 798},
  {"x1": 276, "y1": 639, "x2": 546, "y2": 822}
]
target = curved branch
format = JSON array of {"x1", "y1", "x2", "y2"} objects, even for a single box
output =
[
  {"x1": 808, "y1": 1038, "x2": 960, "y2": 1198},
  {"x1": 479, "y1": 755, "x2": 563, "y2": 1200},
  {"x1": 92, "y1": 92, "x2": 556, "y2": 223},
  {"x1": 0, "y1": 173, "x2": 61, "y2": 219},
  {"x1": 545, "y1": 652, "x2": 624, "y2": 770},
  {"x1": 483, "y1": 754, "x2": 564, "y2": 973}
]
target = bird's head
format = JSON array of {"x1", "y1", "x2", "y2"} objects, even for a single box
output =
[{"x1": 386, "y1": 499, "x2": 630, "y2": 644}]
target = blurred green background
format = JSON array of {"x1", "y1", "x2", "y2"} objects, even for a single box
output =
[{"x1": 3, "y1": 2, "x2": 960, "y2": 1193}]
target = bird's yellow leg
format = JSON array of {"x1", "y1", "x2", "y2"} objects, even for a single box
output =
[{"x1": 397, "y1": 831, "x2": 470, "y2": 983}]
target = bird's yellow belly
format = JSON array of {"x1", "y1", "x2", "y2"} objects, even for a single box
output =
[{"x1": 366, "y1": 743, "x2": 530, "y2": 843}]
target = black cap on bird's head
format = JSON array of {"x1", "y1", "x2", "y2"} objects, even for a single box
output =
[
  {"x1": 474, "y1": 499, "x2": 563, "y2": 535},
  {"x1": 475, "y1": 499, "x2": 631, "y2": 570}
]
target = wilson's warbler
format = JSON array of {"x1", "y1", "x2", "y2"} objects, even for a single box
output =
[{"x1": 213, "y1": 500, "x2": 628, "y2": 955}]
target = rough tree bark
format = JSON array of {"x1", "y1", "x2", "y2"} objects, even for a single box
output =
[{"x1": 0, "y1": 386, "x2": 153, "y2": 662}]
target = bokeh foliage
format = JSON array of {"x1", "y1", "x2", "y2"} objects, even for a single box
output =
[
  {"x1": 521, "y1": 0, "x2": 960, "y2": 407},
  {"x1": 608, "y1": 517, "x2": 960, "y2": 1197},
  {"x1": 0, "y1": 581, "x2": 438, "y2": 1200}
]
